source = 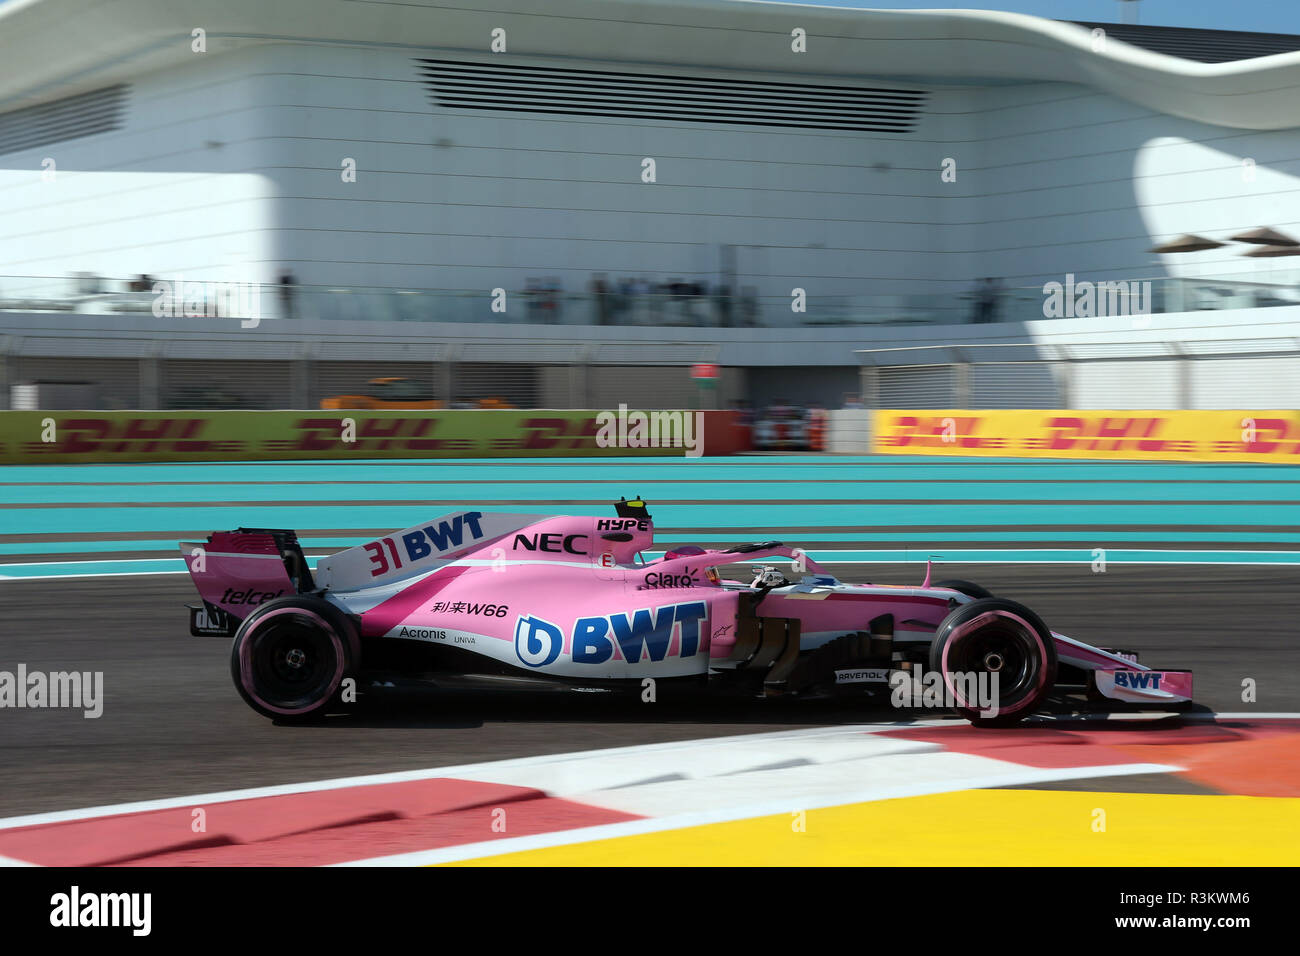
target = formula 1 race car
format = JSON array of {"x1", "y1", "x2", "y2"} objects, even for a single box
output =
[{"x1": 181, "y1": 499, "x2": 1193, "y2": 725}]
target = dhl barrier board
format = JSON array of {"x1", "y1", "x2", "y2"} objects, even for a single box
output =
[
  {"x1": 0, "y1": 410, "x2": 748, "y2": 463},
  {"x1": 872, "y1": 410, "x2": 1300, "y2": 463}
]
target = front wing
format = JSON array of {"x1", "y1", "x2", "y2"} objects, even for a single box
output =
[{"x1": 1053, "y1": 631, "x2": 1193, "y2": 705}]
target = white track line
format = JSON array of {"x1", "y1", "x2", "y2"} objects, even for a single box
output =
[
  {"x1": 2, "y1": 714, "x2": 1293, "y2": 839},
  {"x1": 0, "y1": 723, "x2": 948, "y2": 831},
  {"x1": 334, "y1": 761, "x2": 1181, "y2": 867},
  {"x1": 1185, "y1": 712, "x2": 1300, "y2": 719}
]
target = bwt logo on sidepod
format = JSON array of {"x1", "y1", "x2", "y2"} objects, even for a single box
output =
[
  {"x1": 514, "y1": 602, "x2": 708, "y2": 668},
  {"x1": 515, "y1": 615, "x2": 565, "y2": 668}
]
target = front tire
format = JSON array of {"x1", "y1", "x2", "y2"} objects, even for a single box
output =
[
  {"x1": 230, "y1": 596, "x2": 356, "y2": 721},
  {"x1": 933, "y1": 579, "x2": 993, "y2": 600},
  {"x1": 929, "y1": 597, "x2": 1056, "y2": 726}
]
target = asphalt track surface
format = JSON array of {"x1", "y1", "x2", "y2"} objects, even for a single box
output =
[{"x1": 2, "y1": 561, "x2": 1295, "y2": 818}]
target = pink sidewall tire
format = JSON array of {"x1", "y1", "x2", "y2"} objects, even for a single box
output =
[
  {"x1": 230, "y1": 596, "x2": 357, "y2": 722},
  {"x1": 929, "y1": 597, "x2": 1057, "y2": 727}
]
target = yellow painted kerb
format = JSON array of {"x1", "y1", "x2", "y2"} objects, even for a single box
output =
[{"x1": 442, "y1": 790, "x2": 1300, "y2": 866}]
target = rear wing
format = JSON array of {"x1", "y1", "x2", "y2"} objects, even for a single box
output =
[{"x1": 180, "y1": 529, "x2": 313, "y2": 635}]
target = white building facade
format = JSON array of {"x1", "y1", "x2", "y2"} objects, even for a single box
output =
[{"x1": 1, "y1": 0, "x2": 1299, "y2": 409}]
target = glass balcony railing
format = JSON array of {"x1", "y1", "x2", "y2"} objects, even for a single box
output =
[{"x1": 1, "y1": 271, "x2": 1298, "y2": 328}]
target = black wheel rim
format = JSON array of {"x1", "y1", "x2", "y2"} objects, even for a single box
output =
[
  {"x1": 249, "y1": 617, "x2": 337, "y2": 710},
  {"x1": 945, "y1": 616, "x2": 1041, "y2": 709}
]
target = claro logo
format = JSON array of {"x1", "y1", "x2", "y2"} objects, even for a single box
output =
[{"x1": 638, "y1": 569, "x2": 700, "y2": 590}]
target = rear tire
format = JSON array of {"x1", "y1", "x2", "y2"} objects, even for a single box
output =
[
  {"x1": 929, "y1": 597, "x2": 1056, "y2": 726},
  {"x1": 230, "y1": 596, "x2": 357, "y2": 721}
]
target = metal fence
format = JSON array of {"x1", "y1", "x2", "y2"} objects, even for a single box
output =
[
  {"x1": 4, "y1": 269, "x2": 1300, "y2": 329},
  {"x1": 8, "y1": 339, "x2": 1299, "y2": 413},
  {"x1": 857, "y1": 340, "x2": 1300, "y2": 410},
  {"x1": 3, "y1": 354, "x2": 740, "y2": 412}
]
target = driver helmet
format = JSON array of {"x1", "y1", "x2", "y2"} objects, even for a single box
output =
[
  {"x1": 663, "y1": 545, "x2": 706, "y2": 561},
  {"x1": 662, "y1": 545, "x2": 720, "y2": 585}
]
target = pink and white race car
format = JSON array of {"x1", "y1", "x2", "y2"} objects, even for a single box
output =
[{"x1": 181, "y1": 498, "x2": 1193, "y2": 725}]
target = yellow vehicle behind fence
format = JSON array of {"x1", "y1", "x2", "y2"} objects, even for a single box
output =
[{"x1": 320, "y1": 377, "x2": 514, "y2": 410}]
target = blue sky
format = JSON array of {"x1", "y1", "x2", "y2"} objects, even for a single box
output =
[{"x1": 780, "y1": 1, "x2": 1299, "y2": 36}]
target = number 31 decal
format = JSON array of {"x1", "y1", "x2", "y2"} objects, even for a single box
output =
[{"x1": 363, "y1": 538, "x2": 404, "y2": 577}]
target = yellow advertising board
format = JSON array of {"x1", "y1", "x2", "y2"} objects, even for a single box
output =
[
  {"x1": 871, "y1": 409, "x2": 1300, "y2": 463},
  {"x1": 0, "y1": 410, "x2": 737, "y2": 463}
]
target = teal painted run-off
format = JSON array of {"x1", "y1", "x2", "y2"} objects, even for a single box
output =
[{"x1": 1, "y1": 456, "x2": 1296, "y2": 577}]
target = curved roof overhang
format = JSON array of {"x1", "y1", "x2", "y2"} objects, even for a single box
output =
[{"x1": 1, "y1": 0, "x2": 1299, "y2": 130}]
